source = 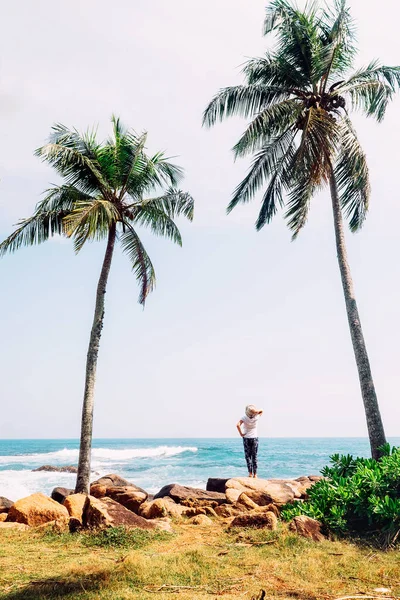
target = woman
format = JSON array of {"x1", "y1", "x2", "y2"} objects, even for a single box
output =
[{"x1": 236, "y1": 405, "x2": 263, "y2": 478}]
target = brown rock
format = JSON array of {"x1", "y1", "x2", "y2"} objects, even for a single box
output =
[
  {"x1": 90, "y1": 484, "x2": 107, "y2": 498},
  {"x1": 189, "y1": 514, "x2": 213, "y2": 526},
  {"x1": 152, "y1": 517, "x2": 174, "y2": 533},
  {"x1": 214, "y1": 504, "x2": 241, "y2": 518},
  {"x1": 0, "y1": 497, "x2": 13, "y2": 514},
  {"x1": 204, "y1": 506, "x2": 218, "y2": 518},
  {"x1": 0, "y1": 513, "x2": 8, "y2": 522},
  {"x1": 7, "y1": 493, "x2": 69, "y2": 526},
  {"x1": 139, "y1": 497, "x2": 184, "y2": 520},
  {"x1": 0, "y1": 522, "x2": 30, "y2": 531},
  {"x1": 63, "y1": 494, "x2": 87, "y2": 531},
  {"x1": 33, "y1": 465, "x2": 77, "y2": 473},
  {"x1": 105, "y1": 487, "x2": 147, "y2": 513},
  {"x1": 91, "y1": 474, "x2": 146, "y2": 494},
  {"x1": 308, "y1": 475, "x2": 323, "y2": 482},
  {"x1": 182, "y1": 507, "x2": 207, "y2": 517},
  {"x1": 235, "y1": 493, "x2": 261, "y2": 511},
  {"x1": 154, "y1": 484, "x2": 226, "y2": 505},
  {"x1": 230, "y1": 510, "x2": 278, "y2": 530},
  {"x1": 225, "y1": 478, "x2": 295, "y2": 506},
  {"x1": 83, "y1": 496, "x2": 156, "y2": 530},
  {"x1": 206, "y1": 478, "x2": 229, "y2": 493},
  {"x1": 51, "y1": 487, "x2": 74, "y2": 504},
  {"x1": 34, "y1": 519, "x2": 69, "y2": 532},
  {"x1": 288, "y1": 515, "x2": 325, "y2": 542}
]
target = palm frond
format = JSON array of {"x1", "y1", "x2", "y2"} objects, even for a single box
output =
[
  {"x1": 134, "y1": 189, "x2": 194, "y2": 221},
  {"x1": 285, "y1": 176, "x2": 319, "y2": 238},
  {"x1": 202, "y1": 85, "x2": 292, "y2": 127},
  {"x1": 131, "y1": 205, "x2": 182, "y2": 246},
  {"x1": 290, "y1": 107, "x2": 339, "y2": 185},
  {"x1": 228, "y1": 126, "x2": 297, "y2": 212},
  {"x1": 35, "y1": 124, "x2": 112, "y2": 198},
  {"x1": 233, "y1": 99, "x2": 301, "y2": 158},
  {"x1": 335, "y1": 117, "x2": 370, "y2": 231},
  {"x1": 119, "y1": 222, "x2": 156, "y2": 305},
  {"x1": 63, "y1": 200, "x2": 120, "y2": 253},
  {"x1": 337, "y1": 63, "x2": 400, "y2": 121},
  {"x1": 243, "y1": 53, "x2": 309, "y2": 89},
  {"x1": 0, "y1": 185, "x2": 90, "y2": 256}
]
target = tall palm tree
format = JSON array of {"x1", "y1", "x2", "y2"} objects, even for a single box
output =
[
  {"x1": 0, "y1": 117, "x2": 194, "y2": 492},
  {"x1": 203, "y1": 0, "x2": 400, "y2": 459}
]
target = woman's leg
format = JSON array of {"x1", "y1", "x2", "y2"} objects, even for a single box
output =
[
  {"x1": 251, "y1": 438, "x2": 259, "y2": 477},
  {"x1": 243, "y1": 438, "x2": 253, "y2": 476}
]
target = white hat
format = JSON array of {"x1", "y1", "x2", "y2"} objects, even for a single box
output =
[{"x1": 245, "y1": 404, "x2": 260, "y2": 418}]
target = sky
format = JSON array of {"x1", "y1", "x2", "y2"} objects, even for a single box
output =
[{"x1": 0, "y1": 0, "x2": 399, "y2": 439}]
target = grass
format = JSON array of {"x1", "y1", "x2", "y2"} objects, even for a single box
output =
[{"x1": 0, "y1": 522, "x2": 399, "y2": 599}]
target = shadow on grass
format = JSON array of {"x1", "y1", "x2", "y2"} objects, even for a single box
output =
[{"x1": 1, "y1": 569, "x2": 113, "y2": 600}]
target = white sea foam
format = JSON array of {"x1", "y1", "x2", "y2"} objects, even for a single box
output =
[{"x1": 0, "y1": 445, "x2": 198, "y2": 465}]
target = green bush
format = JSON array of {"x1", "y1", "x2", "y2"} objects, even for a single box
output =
[
  {"x1": 281, "y1": 445, "x2": 400, "y2": 547},
  {"x1": 82, "y1": 527, "x2": 172, "y2": 549}
]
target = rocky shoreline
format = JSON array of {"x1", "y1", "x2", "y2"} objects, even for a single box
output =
[{"x1": 0, "y1": 472, "x2": 325, "y2": 541}]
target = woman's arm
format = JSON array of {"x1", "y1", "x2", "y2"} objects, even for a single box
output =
[{"x1": 236, "y1": 420, "x2": 244, "y2": 437}]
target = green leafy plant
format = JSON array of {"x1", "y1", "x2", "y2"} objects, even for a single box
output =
[
  {"x1": 82, "y1": 527, "x2": 172, "y2": 549},
  {"x1": 281, "y1": 447, "x2": 400, "y2": 547}
]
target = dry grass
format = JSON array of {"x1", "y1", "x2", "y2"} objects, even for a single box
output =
[{"x1": 0, "y1": 522, "x2": 399, "y2": 600}]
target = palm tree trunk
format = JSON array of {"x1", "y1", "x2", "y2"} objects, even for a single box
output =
[
  {"x1": 329, "y1": 173, "x2": 386, "y2": 459},
  {"x1": 75, "y1": 223, "x2": 117, "y2": 493}
]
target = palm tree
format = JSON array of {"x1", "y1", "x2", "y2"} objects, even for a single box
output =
[
  {"x1": 0, "y1": 116, "x2": 194, "y2": 492},
  {"x1": 203, "y1": 0, "x2": 400, "y2": 459}
]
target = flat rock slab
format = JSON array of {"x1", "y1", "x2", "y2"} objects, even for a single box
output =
[
  {"x1": 33, "y1": 465, "x2": 78, "y2": 473},
  {"x1": 230, "y1": 510, "x2": 278, "y2": 529},
  {"x1": 91, "y1": 474, "x2": 147, "y2": 494},
  {"x1": 0, "y1": 522, "x2": 30, "y2": 531},
  {"x1": 83, "y1": 496, "x2": 156, "y2": 530},
  {"x1": 154, "y1": 484, "x2": 226, "y2": 505},
  {"x1": 225, "y1": 478, "x2": 301, "y2": 505},
  {"x1": 7, "y1": 493, "x2": 69, "y2": 526}
]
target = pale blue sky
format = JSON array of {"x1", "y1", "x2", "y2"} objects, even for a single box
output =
[{"x1": 1, "y1": 0, "x2": 399, "y2": 438}]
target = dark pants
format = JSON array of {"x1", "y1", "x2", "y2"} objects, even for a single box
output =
[{"x1": 243, "y1": 437, "x2": 259, "y2": 475}]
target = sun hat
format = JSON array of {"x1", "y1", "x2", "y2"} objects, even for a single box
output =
[{"x1": 245, "y1": 404, "x2": 260, "y2": 418}]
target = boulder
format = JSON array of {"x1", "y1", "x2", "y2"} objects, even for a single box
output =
[
  {"x1": 154, "y1": 484, "x2": 226, "y2": 505},
  {"x1": 288, "y1": 515, "x2": 325, "y2": 542},
  {"x1": 83, "y1": 496, "x2": 156, "y2": 530},
  {"x1": 0, "y1": 497, "x2": 13, "y2": 514},
  {"x1": 0, "y1": 513, "x2": 8, "y2": 522},
  {"x1": 0, "y1": 522, "x2": 30, "y2": 531},
  {"x1": 189, "y1": 514, "x2": 213, "y2": 526},
  {"x1": 7, "y1": 493, "x2": 69, "y2": 526},
  {"x1": 139, "y1": 497, "x2": 184, "y2": 520},
  {"x1": 230, "y1": 511, "x2": 278, "y2": 530},
  {"x1": 225, "y1": 478, "x2": 295, "y2": 505},
  {"x1": 214, "y1": 504, "x2": 241, "y2": 518},
  {"x1": 63, "y1": 494, "x2": 87, "y2": 531},
  {"x1": 90, "y1": 484, "x2": 107, "y2": 498},
  {"x1": 104, "y1": 487, "x2": 147, "y2": 513},
  {"x1": 182, "y1": 507, "x2": 207, "y2": 517},
  {"x1": 235, "y1": 493, "x2": 261, "y2": 511},
  {"x1": 51, "y1": 487, "x2": 74, "y2": 504},
  {"x1": 33, "y1": 465, "x2": 77, "y2": 473},
  {"x1": 91, "y1": 474, "x2": 146, "y2": 494},
  {"x1": 206, "y1": 478, "x2": 229, "y2": 493},
  {"x1": 152, "y1": 517, "x2": 174, "y2": 533}
]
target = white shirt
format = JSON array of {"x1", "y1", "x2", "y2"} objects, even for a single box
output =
[{"x1": 241, "y1": 414, "x2": 259, "y2": 438}]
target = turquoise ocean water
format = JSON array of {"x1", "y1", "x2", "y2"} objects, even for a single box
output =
[{"x1": 1, "y1": 437, "x2": 399, "y2": 501}]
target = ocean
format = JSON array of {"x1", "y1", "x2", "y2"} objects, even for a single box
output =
[{"x1": 1, "y1": 437, "x2": 399, "y2": 501}]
